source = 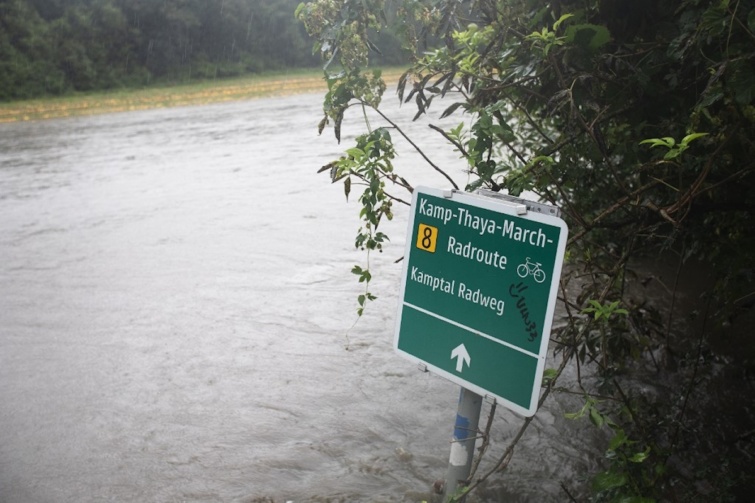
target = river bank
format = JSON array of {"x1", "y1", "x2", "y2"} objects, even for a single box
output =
[{"x1": 0, "y1": 68, "x2": 404, "y2": 123}]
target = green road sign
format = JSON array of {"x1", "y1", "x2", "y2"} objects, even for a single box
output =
[{"x1": 394, "y1": 187, "x2": 568, "y2": 416}]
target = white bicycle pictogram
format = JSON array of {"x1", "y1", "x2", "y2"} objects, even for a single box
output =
[{"x1": 517, "y1": 257, "x2": 546, "y2": 284}]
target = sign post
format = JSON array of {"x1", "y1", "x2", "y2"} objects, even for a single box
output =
[
  {"x1": 445, "y1": 387, "x2": 483, "y2": 500},
  {"x1": 394, "y1": 186, "x2": 568, "y2": 499},
  {"x1": 394, "y1": 186, "x2": 568, "y2": 416}
]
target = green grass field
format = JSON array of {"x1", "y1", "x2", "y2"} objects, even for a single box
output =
[{"x1": 0, "y1": 68, "x2": 404, "y2": 123}]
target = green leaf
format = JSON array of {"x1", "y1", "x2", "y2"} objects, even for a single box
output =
[
  {"x1": 440, "y1": 102, "x2": 464, "y2": 119},
  {"x1": 346, "y1": 147, "x2": 365, "y2": 159},
  {"x1": 553, "y1": 13, "x2": 574, "y2": 31},
  {"x1": 564, "y1": 399, "x2": 591, "y2": 420},
  {"x1": 639, "y1": 137, "x2": 675, "y2": 148},
  {"x1": 589, "y1": 406, "x2": 605, "y2": 427},
  {"x1": 608, "y1": 429, "x2": 628, "y2": 450},
  {"x1": 663, "y1": 149, "x2": 680, "y2": 160},
  {"x1": 334, "y1": 111, "x2": 343, "y2": 143},
  {"x1": 592, "y1": 471, "x2": 628, "y2": 492},
  {"x1": 445, "y1": 122, "x2": 465, "y2": 142},
  {"x1": 344, "y1": 176, "x2": 351, "y2": 200},
  {"x1": 565, "y1": 24, "x2": 611, "y2": 51},
  {"x1": 629, "y1": 446, "x2": 651, "y2": 463},
  {"x1": 681, "y1": 132, "x2": 708, "y2": 145},
  {"x1": 318, "y1": 115, "x2": 328, "y2": 135}
]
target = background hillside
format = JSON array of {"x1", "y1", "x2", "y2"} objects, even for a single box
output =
[{"x1": 0, "y1": 0, "x2": 407, "y2": 101}]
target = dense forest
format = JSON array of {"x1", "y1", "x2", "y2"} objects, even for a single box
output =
[{"x1": 0, "y1": 0, "x2": 407, "y2": 101}]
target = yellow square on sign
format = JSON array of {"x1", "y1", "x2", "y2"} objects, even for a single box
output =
[{"x1": 416, "y1": 223, "x2": 438, "y2": 253}]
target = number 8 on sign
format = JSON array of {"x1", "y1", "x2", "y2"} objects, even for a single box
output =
[{"x1": 416, "y1": 223, "x2": 438, "y2": 253}]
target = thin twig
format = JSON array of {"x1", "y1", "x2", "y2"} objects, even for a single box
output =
[
  {"x1": 362, "y1": 100, "x2": 460, "y2": 190},
  {"x1": 561, "y1": 481, "x2": 579, "y2": 502},
  {"x1": 468, "y1": 399, "x2": 497, "y2": 480},
  {"x1": 567, "y1": 180, "x2": 663, "y2": 245},
  {"x1": 665, "y1": 245, "x2": 685, "y2": 345},
  {"x1": 670, "y1": 295, "x2": 711, "y2": 451},
  {"x1": 382, "y1": 190, "x2": 412, "y2": 206},
  {"x1": 429, "y1": 123, "x2": 469, "y2": 158}
]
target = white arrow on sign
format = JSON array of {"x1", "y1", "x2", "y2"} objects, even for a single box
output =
[{"x1": 451, "y1": 344, "x2": 471, "y2": 373}]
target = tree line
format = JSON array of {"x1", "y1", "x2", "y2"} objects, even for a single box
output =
[{"x1": 0, "y1": 0, "x2": 407, "y2": 101}]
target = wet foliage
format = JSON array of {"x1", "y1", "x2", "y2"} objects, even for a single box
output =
[{"x1": 298, "y1": 0, "x2": 755, "y2": 501}]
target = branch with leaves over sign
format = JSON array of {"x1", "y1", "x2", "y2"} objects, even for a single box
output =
[{"x1": 298, "y1": 0, "x2": 755, "y2": 500}]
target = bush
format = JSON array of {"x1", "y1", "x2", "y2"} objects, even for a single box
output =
[{"x1": 298, "y1": 0, "x2": 755, "y2": 500}]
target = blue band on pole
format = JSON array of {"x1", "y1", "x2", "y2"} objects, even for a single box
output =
[{"x1": 453, "y1": 413, "x2": 471, "y2": 441}]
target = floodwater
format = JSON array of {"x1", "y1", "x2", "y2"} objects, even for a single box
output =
[{"x1": 0, "y1": 90, "x2": 603, "y2": 502}]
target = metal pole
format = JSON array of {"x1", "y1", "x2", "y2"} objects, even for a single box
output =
[{"x1": 444, "y1": 387, "x2": 483, "y2": 502}]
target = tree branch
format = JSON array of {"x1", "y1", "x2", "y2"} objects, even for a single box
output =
[{"x1": 362, "y1": 100, "x2": 460, "y2": 190}]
